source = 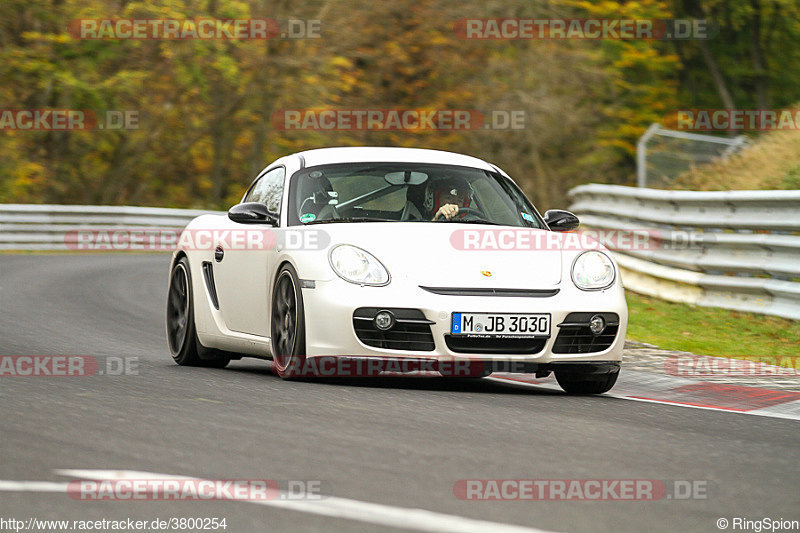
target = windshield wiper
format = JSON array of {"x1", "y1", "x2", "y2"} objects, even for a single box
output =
[
  {"x1": 304, "y1": 217, "x2": 399, "y2": 225},
  {"x1": 441, "y1": 219, "x2": 505, "y2": 226}
]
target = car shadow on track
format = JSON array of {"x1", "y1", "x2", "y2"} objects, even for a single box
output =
[{"x1": 221, "y1": 360, "x2": 566, "y2": 395}]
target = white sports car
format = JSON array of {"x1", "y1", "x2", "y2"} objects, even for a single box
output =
[{"x1": 167, "y1": 147, "x2": 627, "y2": 393}]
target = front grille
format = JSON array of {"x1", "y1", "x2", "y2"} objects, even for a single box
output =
[
  {"x1": 353, "y1": 307, "x2": 435, "y2": 352},
  {"x1": 420, "y1": 286, "x2": 559, "y2": 297},
  {"x1": 552, "y1": 312, "x2": 619, "y2": 354},
  {"x1": 444, "y1": 335, "x2": 547, "y2": 354}
]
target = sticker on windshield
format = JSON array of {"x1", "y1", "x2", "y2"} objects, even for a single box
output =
[
  {"x1": 300, "y1": 213, "x2": 316, "y2": 224},
  {"x1": 521, "y1": 212, "x2": 534, "y2": 222}
]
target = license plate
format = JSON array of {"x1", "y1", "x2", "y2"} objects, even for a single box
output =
[{"x1": 451, "y1": 313, "x2": 550, "y2": 337}]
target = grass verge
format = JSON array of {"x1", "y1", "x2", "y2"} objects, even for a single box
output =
[
  {"x1": 672, "y1": 127, "x2": 800, "y2": 191},
  {"x1": 625, "y1": 292, "x2": 800, "y2": 357}
]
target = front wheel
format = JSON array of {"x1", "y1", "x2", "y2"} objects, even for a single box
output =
[
  {"x1": 271, "y1": 264, "x2": 307, "y2": 379},
  {"x1": 555, "y1": 370, "x2": 619, "y2": 394},
  {"x1": 166, "y1": 257, "x2": 230, "y2": 368}
]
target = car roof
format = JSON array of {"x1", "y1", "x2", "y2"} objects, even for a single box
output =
[{"x1": 294, "y1": 147, "x2": 496, "y2": 171}]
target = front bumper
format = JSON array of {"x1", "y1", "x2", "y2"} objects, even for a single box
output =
[{"x1": 301, "y1": 277, "x2": 627, "y2": 366}]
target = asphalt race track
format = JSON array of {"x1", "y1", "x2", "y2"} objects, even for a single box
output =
[{"x1": 1, "y1": 254, "x2": 798, "y2": 532}]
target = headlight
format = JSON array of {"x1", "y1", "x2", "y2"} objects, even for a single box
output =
[
  {"x1": 329, "y1": 244, "x2": 390, "y2": 286},
  {"x1": 571, "y1": 251, "x2": 615, "y2": 290}
]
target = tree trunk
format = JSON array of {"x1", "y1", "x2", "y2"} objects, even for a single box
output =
[
  {"x1": 750, "y1": 0, "x2": 768, "y2": 109},
  {"x1": 697, "y1": 39, "x2": 735, "y2": 109}
]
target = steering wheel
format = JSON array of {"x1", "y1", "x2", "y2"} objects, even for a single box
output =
[{"x1": 434, "y1": 206, "x2": 486, "y2": 221}]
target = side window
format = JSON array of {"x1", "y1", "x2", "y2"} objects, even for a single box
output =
[{"x1": 245, "y1": 167, "x2": 285, "y2": 214}]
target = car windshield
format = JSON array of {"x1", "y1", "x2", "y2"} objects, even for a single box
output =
[{"x1": 286, "y1": 162, "x2": 545, "y2": 228}]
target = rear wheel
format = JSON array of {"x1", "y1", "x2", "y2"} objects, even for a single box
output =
[
  {"x1": 555, "y1": 370, "x2": 619, "y2": 394},
  {"x1": 271, "y1": 264, "x2": 307, "y2": 379},
  {"x1": 167, "y1": 257, "x2": 230, "y2": 368}
]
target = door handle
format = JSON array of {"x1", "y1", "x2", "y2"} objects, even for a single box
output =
[{"x1": 214, "y1": 245, "x2": 224, "y2": 262}]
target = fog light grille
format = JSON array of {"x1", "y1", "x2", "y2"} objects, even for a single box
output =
[
  {"x1": 552, "y1": 312, "x2": 619, "y2": 354},
  {"x1": 353, "y1": 307, "x2": 435, "y2": 352}
]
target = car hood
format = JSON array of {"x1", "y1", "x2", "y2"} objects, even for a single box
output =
[{"x1": 319, "y1": 222, "x2": 563, "y2": 288}]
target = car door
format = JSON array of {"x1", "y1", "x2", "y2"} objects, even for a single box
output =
[{"x1": 213, "y1": 166, "x2": 285, "y2": 337}]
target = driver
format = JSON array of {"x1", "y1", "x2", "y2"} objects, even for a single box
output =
[{"x1": 424, "y1": 177, "x2": 472, "y2": 220}]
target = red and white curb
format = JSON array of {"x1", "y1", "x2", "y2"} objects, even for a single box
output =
[{"x1": 491, "y1": 370, "x2": 800, "y2": 421}]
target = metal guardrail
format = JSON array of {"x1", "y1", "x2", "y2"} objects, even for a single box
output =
[
  {"x1": 569, "y1": 184, "x2": 800, "y2": 320},
  {"x1": 3, "y1": 196, "x2": 799, "y2": 320},
  {"x1": 0, "y1": 204, "x2": 222, "y2": 251}
]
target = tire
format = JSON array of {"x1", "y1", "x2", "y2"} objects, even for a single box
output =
[
  {"x1": 271, "y1": 264, "x2": 307, "y2": 379},
  {"x1": 555, "y1": 370, "x2": 619, "y2": 394},
  {"x1": 166, "y1": 256, "x2": 230, "y2": 368}
]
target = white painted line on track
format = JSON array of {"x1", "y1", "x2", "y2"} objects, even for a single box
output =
[
  {"x1": 0, "y1": 480, "x2": 69, "y2": 492},
  {"x1": 0, "y1": 470, "x2": 558, "y2": 533},
  {"x1": 604, "y1": 395, "x2": 800, "y2": 422}
]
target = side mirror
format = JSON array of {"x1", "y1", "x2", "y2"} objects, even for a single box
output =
[
  {"x1": 228, "y1": 202, "x2": 279, "y2": 226},
  {"x1": 543, "y1": 209, "x2": 579, "y2": 232}
]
